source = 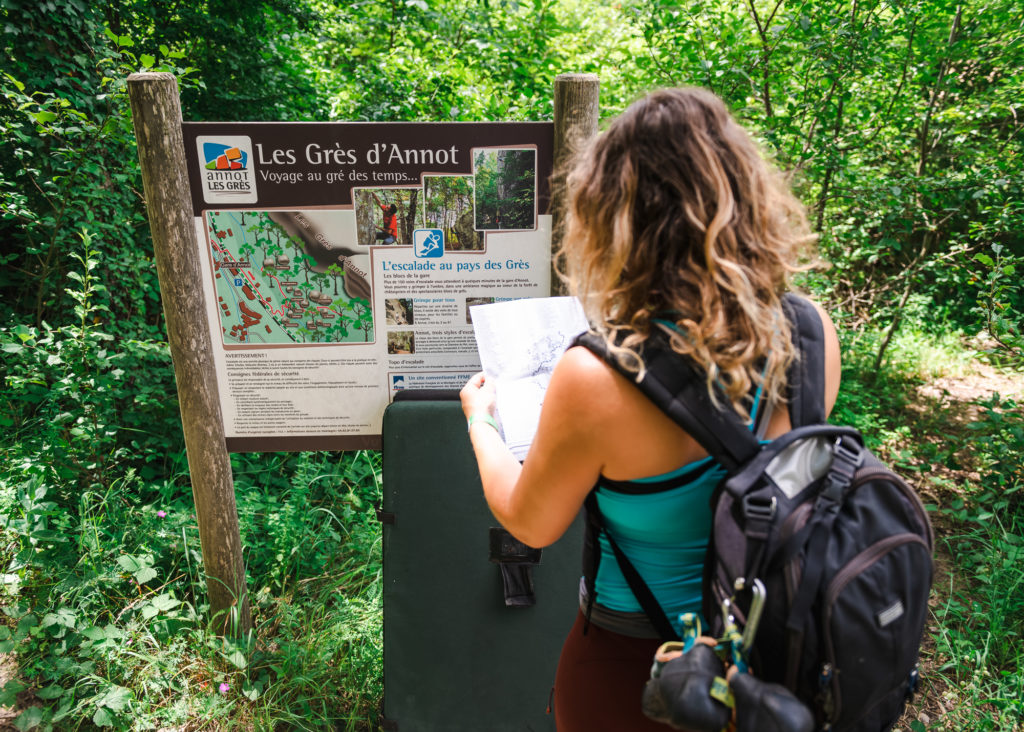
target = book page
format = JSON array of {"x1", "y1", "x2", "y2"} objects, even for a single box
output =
[{"x1": 470, "y1": 297, "x2": 589, "y2": 459}]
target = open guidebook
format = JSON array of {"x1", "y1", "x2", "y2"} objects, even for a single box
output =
[{"x1": 469, "y1": 297, "x2": 590, "y2": 460}]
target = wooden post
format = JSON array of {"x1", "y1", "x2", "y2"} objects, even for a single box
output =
[
  {"x1": 127, "y1": 72, "x2": 251, "y2": 635},
  {"x1": 551, "y1": 73, "x2": 600, "y2": 296}
]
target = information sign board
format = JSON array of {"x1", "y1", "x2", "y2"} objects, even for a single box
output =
[{"x1": 181, "y1": 122, "x2": 554, "y2": 451}]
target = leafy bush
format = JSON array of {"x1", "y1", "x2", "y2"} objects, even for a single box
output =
[
  {"x1": 1, "y1": 446, "x2": 384, "y2": 730},
  {"x1": 0, "y1": 233, "x2": 181, "y2": 491},
  {"x1": 1, "y1": 4, "x2": 167, "y2": 337}
]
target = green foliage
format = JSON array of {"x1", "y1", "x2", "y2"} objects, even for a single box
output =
[
  {"x1": 106, "y1": 0, "x2": 327, "y2": 121},
  {"x1": 2, "y1": 0, "x2": 1023, "y2": 728},
  {"x1": 964, "y1": 243, "x2": 1024, "y2": 367},
  {"x1": 632, "y1": 0, "x2": 1024, "y2": 366},
  {"x1": 1, "y1": 446, "x2": 384, "y2": 729},
  {"x1": 0, "y1": 1, "x2": 196, "y2": 338},
  {"x1": 0, "y1": 232, "x2": 181, "y2": 491},
  {"x1": 304, "y1": 0, "x2": 641, "y2": 121}
]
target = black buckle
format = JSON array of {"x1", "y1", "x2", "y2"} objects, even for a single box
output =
[
  {"x1": 819, "y1": 436, "x2": 863, "y2": 504},
  {"x1": 832, "y1": 436, "x2": 862, "y2": 474},
  {"x1": 742, "y1": 494, "x2": 777, "y2": 521}
]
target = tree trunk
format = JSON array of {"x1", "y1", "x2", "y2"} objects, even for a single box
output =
[
  {"x1": 127, "y1": 72, "x2": 251, "y2": 636},
  {"x1": 552, "y1": 74, "x2": 599, "y2": 295}
]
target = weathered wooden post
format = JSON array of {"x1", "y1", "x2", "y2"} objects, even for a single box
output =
[
  {"x1": 127, "y1": 72, "x2": 251, "y2": 635},
  {"x1": 551, "y1": 73, "x2": 600, "y2": 296}
]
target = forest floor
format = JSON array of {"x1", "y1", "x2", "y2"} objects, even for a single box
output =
[
  {"x1": 898, "y1": 358, "x2": 1024, "y2": 730},
  {"x1": 0, "y1": 653, "x2": 16, "y2": 730},
  {"x1": 912, "y1": 359, "x2": 1023, "y2": 506}
]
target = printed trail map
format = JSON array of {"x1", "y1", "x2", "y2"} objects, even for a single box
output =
[{"x1": 205, "y1": 210, "x2": 373, "y2": 346}]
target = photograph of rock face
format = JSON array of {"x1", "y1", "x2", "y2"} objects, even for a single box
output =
[
  {"x1": 466, "y1": 296, "x2": 495, "y2": 324},
  {"x1": 386, "y1": 298, "x2": 414, "y2": 326},
  {"x1": 423, "y1": 175, "x2": 483, "y2": 251},
  {"x1": 353, "y1": 187, "x2": 422, "y2": 246},
  {"x1": 387, "y1": 330, "x2": 415, "y2": 354},
  {"x1": 473, "y1": 148, "x2": 536, "y2": 231}
]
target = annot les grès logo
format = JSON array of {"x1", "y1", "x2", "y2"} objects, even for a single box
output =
[{"x1": 196, "y1": 136, "x2": 258, "y2": 204}]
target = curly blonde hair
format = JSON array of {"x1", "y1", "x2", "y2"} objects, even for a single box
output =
[{"x1": 561, "y1": 87, "x2": 816, "y2": 415}]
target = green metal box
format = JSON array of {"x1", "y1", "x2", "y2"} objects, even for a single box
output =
[{"x1": 381, "y1": 394, "x2": 582, "y2": 731}]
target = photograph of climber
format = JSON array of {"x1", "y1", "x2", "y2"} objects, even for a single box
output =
[{"x1": 353, "y1": 187, "x2": 421, "y2": 246}]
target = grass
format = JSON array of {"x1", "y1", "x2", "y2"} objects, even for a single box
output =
[
  {"x1": 0, "y1": 451, "x2": 384, "y2": 730},
  {"x1": 929, "y1": 516, "x2": 1024, "y2": 731}
]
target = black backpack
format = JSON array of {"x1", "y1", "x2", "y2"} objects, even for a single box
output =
[{"x1": 575, "y1": 294, "x2": 934, "y2": 732}]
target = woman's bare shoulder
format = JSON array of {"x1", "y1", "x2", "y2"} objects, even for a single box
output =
[
  {"x1": 540, "y1": 344, "x2": 652, "y2": 444},
  {"x1": 802, "y1": 298, "x2": 842, "y2": 415},
  {"x1": 557, "y1": 344, "x2": 618, "y2": 380},
  {"x1": 551, "y1": 345, "x2": 634, "y2": 407}
]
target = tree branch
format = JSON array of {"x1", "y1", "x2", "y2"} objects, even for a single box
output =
[{"x1": 917, "y1": 5, "x2": 962, "y2": 177}]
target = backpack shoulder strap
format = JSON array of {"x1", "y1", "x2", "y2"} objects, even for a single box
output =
[
  {"x1": 780, "y1": 293, "x2": 827, "y2": 427},
  {"x1": 573, "y1": 294, "x2": 828, "y2": 466},
  {"x1": 573, "y1": 330, "x2": 758, "y2": 472}
]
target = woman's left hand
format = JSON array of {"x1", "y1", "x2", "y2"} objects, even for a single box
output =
[{"x1": 461, "y1": 372, "x2": 497, "y2": 421}]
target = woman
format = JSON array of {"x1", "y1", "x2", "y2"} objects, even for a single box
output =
[{"x1": 461, "y1": 87, "x2": 841, "y2": 730}]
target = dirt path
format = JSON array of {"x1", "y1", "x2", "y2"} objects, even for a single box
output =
[
  {"x1": 897, "y1": 360, "x2": 1022, "y2": 730},
  {"x1": 917, "y1": 360, "x2": 1024, "y2": 412},
  {"x1": 0, "y1": 652, "x2": 23, "y2": 730}
]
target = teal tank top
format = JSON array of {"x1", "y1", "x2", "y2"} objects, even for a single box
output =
[{"x1": 586, "y1": 383, "x2": 765, "y2": 638}]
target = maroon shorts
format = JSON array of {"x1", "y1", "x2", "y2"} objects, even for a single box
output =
[{"x1": 553, "y1": 610, "x2": 672, "y2": 731}]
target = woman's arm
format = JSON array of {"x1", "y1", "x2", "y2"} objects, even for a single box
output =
[{"x1": 461, "y1": 348, "x2": 612, "y2": 548}]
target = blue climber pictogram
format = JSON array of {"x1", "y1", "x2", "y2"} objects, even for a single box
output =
[{"x1": 413, "y1": 229, "x2": 444, "y2": 258}]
